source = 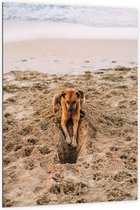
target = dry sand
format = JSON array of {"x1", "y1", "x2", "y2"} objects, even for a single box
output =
[
  {"x1": 3, "y1": 39, "x2": 137, "y2": 207},
  {"x1": 3, "y1": 67, "x2": 137, "y2": 207}
]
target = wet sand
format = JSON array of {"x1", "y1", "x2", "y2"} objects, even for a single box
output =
[{"x1": 3, "y1": 39, "x2": 137, "y2": 74}]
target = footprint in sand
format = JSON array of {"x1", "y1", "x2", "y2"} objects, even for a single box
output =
[
  {"x1": 21, "y1": 59, "x2": 27, "y2": 62},
  {"x1": 129, "y1": 62, "x2": 136, "y2": 65},
  {"x1": 84, "y1": 60, "x2": 90, "y2": 63}
]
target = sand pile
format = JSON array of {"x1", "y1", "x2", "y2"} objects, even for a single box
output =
[{"x1": 3, "y1": 67, "x2": 137, "y2": 207}]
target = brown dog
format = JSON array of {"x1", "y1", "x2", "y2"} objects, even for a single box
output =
[{"x1": 52, "y1": 89, "x2": 85, "y2": 147}]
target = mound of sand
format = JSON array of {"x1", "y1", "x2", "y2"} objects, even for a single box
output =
[{"x1": 3, "y1": 67, "x2": 137, "y2": 207}]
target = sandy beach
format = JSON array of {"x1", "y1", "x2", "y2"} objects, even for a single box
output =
[
  {"x1": 3, "y1": 66, "x2": 137, "y2": 207},
  {"x1": 3, "y1": 37, "x2": 138, "y2": 207},
  {"x1": 2, "y1": 2, "x2": 138, "y2": 207},
  {"x1": 3, "y1": 39, "x2": 137, "y2": 74}
]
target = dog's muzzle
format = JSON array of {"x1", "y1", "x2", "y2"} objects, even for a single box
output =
[{"x1": 68, "y1": 107, "x2": 75, "y2": 113}]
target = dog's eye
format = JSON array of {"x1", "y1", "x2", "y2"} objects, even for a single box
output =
[{"x1": 66, "y1": 101, "x2": 70, "y2": 104}]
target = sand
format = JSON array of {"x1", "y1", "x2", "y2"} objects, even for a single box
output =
[
  {"x1": 3, "y1": 39, "x2": 137, "y2": 207},
  {"x1": 4, "y1": 21, "x2": 138, "y2": 42},
  {"x1": 3, "y1": 39, "x2": 137, "y2": 74}
]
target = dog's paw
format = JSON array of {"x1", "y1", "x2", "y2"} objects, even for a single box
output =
[
  {"x1": 66, "y1": 136, "x2": 71, "y2": 145},
  {"x1": 71, "y1": 139, "x2": 77, "y2": 148}
]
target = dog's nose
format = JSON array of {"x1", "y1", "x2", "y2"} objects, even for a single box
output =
[{"x1": 69, "y1": 107, "x2": 75, "y2": 113}]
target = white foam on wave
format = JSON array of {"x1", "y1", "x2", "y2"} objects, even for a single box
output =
[{"x1": 3, "y1": 3, "x2": 138, "y2": 28}]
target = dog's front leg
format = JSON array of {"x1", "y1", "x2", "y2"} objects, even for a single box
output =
[
  {"x1": 61, "y1": 117, "x2": 71, "y2": 145},
  {"x1": 72, "y1": 120, "x2": 79, "y2": 147}
]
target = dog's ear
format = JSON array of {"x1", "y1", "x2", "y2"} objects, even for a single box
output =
[
  {"x1": 76, "y1": 90, "x2": 84, "y2": 99},
  {"x1": 61, "y1": 91, "x2": 66, "y2": 98}
]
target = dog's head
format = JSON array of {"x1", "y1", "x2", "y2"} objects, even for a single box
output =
[{"x1": 61, "y1": 89, "x2": 84, "y2": 114}]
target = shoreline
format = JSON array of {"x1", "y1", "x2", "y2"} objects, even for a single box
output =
[{"x1": 3, "y1": 21, "x2": 138, "y2": 42}]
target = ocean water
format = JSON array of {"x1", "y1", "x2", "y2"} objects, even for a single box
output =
[{"x1": 3, "y1": 2, "x2": 138, "y2": 27}]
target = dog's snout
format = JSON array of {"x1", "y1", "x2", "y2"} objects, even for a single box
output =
[{"x1": 69, "y1": 107, "x2": 75, "y2": 113}]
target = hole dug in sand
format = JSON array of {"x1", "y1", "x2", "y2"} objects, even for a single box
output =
[
  {"x1": 58, "y1": 117, "x2": 96, "y2": 164},
  {"x1": 58, "y1": 143, "x2": 78, "y2": 164},
  {"x1": 58, "y1": 120, "x2": 79, "y2": 164}
]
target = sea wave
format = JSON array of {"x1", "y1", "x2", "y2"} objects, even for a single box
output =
[{"x1": 3, "y1": 3, "x2": 138, "y2": 27}]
